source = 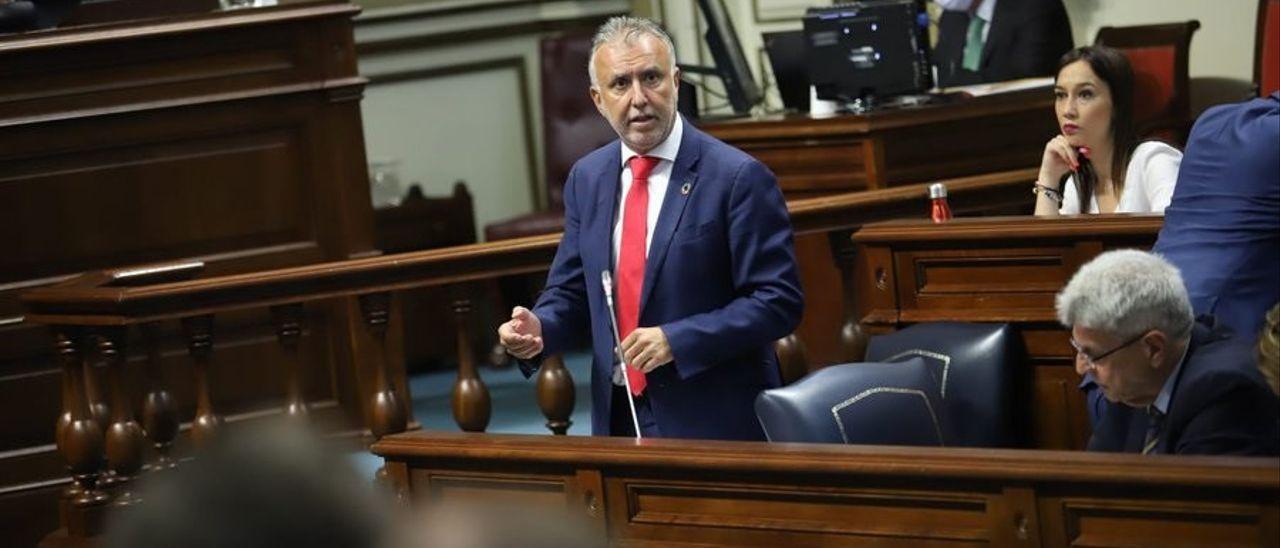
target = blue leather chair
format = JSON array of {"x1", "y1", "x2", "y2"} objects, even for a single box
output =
[
  {"x1": 864, "y1": 322, "x2": 1018, "y2": 447},
  {"x1": 754, "y1": 358, "x2": 946, "y2": 445}
]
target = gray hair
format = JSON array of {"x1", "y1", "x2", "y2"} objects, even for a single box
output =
[
  {"x1": 1056, "y1": 249, "x2": 1194, "y2": 340},
  {"x1": 588, "y1": 16, "x2": 677, "y2": 87}
]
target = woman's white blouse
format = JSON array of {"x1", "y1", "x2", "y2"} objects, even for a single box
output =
[{"x1": 1059, "y1": 141, "x2": 1183, "y2": 214}]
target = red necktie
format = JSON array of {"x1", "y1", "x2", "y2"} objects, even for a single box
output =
[{"x1": 617, "y1": 155, "x2": 659, "y2": 396}]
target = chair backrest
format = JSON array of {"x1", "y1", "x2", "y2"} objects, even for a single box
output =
[
  {"x1": 540, "y1": 31, "x2": 616, "y2": 210},
  {"x1": 864, "y1": 322, "x2": 1019, "y2": 447},
  {"x1": 1094, "y1": 21, "x2": 1201, "y2": 146},
  {"x1": 374, "y1": 181, "x2": 476, "y2": 253},
  {"x1": 754, "y1": 358, "x2": 945, "y2": 445},
  {"x1": 1257, "y1": 0, "x2": 1280, "y2": 96}
]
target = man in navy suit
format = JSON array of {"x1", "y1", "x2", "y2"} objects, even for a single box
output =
[
  {"x1": 498, "y1": 16, "x2": 803, "y2": 440},
  {"x1": 1153, "y1": 92, "x2": 1280, "y2": 344},
  {"x1": 1057, "y1": 250, "x2": 1279, "y2": 455}
]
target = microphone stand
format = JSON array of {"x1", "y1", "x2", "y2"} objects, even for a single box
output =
[{"x1": 601, "y1": 270, "x2": 643, "y2": 439}]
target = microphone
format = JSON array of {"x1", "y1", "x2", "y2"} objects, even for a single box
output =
[{"x1": 600, "y1": 270, "x2": 643, "y2": 439}]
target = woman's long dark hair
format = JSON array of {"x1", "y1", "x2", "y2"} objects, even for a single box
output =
[{"x1": 1055, "y1": 46, "x2": 1137, "y2": 212}]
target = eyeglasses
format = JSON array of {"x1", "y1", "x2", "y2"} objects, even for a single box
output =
[{"x1": 1070, "y1": 331, "x2": 1147, "y2": 369}]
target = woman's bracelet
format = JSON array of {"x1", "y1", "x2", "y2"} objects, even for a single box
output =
[{"x1": 1033, "y1": 182, "x2": 1062, "y2": 204}]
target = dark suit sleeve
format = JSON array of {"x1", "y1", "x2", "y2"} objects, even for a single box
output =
[
  {"x1": 661, "y1": 159, "x2": 804, "y2": 379},
  {"x1": 1006, "y1": 1, "x2": 1073, "y2": 79},
  {"x1": 531, "y1": 166, "x2": 592, "y2": 361},
  {"x1": 933, "y1": 10, "x2": 967, "y2": 85},
  {"x1": 1087, "y1": 401, "x2": 1137, "y2": 452},
  {"x1": 1174, "y1": 378, "x2": 1280, "y2": 456}
]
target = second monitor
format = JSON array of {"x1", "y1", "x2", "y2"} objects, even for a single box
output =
[{"x1": 803, "y1": 1, "x2": 933, "y2": 110}]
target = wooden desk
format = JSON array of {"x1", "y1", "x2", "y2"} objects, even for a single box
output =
[
  {"x1": 701, "y1": 91, "x2": 1055, "y2": 366},
  {"x1": 852, "y1": 215, "x2": 1164, "y2": 450},
  {"x1": 701, "y1": 89, "x2": 1057, "y2": 198},
  {"x1": 375, "y1": 431, "x2": 1280, "y2": 548}
]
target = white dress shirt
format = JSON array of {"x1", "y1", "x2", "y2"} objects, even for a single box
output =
[
  {"x1": 609, "y1": 114, "x2": 684, "y2": 386},
  {"x1": 935, "y1": 0, "x2": 996, "y2": 41},
  {"x1": 611, "y1": 114, "x2": 684, "y2": 269},
  {"x1": 1060, "y1": 141, "x2": 1183, "y2": 214}
]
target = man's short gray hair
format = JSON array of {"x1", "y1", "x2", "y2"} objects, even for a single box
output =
[
  {"x1": 588, "y1": 16, "x2": 677, "y2": 87},
  {"x1": 1056, "y1": 249, "x2": 1194, "y2": 340}
]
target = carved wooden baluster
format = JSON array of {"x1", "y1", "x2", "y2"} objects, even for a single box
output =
[
  {"x1": 181, "y1": 315, "x2": 224, "y2": 448},
  {"x1": 451, "y1": 299, "x2": 491, "y2": 432},
  {"x1": 83, "y1": 340, "x2": 120, "y2": 491},
  {"x1": 99, "y1": 327, "x2": 146, "y2": 506},
  {"x1": 82, "y1": 346, "x2": 110, "y2": 437},
  {"x1": 56, "y1": 343, "x2": 75, "y2": 455},
  {"x1": 830, "y1": 230, "x2": 869, "y2": 362},
  {"x1": 54, "y1": 330, "x2": 82, "y2": 529},
  {"x1": 54, "y1": 329, "x2": 109, "y2": 513},
  {"x1": 536, "y1": 354, "x2": 573, "y2": 435},
  {"x1": 774, "y1": 334, "x2": 811, "y2": 386},
  {"x1": 54, "y1": 352, "x2": 79, "y2": 542},
  {"x1": 271, "y1": 303, "x2": 309, "y2": 420},
  {"x1": 359, "y1": 293, "x2": 407, "y2": 443},
  {"x1": 140, "y1": 322, "x2": 178, "y2": 471}
]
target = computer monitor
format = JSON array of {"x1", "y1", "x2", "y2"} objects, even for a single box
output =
[
  {"x1": 695, "y1": 0, "x2": 762, "y2": 115},
  {"x1": 803, "y1": 1, "x2": 932, "y2": 107},
  {"x1": 763, "y1": 30, "x2": 810, "y2": 113}
]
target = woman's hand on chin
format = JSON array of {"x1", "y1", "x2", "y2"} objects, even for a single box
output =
[{"x1": 1038, "y1": 134, "x2": 1081, "y2": 188}]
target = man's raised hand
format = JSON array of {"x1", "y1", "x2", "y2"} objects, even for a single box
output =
[{"x1": 497, "y1": 306, "x2": 543, "y2": 359}]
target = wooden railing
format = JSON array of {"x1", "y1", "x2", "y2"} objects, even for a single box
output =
[{"x1": 19, "y1": 168, "x2": 1036, "y2": 543}]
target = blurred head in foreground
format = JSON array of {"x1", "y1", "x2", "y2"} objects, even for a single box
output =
[
  {"x1": 103, "y1": 421, "x2": 388, "y2": 548},
  {"x1": 392, "y1": 499, "x2": 603, "y2": 548}
]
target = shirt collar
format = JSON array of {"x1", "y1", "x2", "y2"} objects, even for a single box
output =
[
  {"x1": 934, "y1": 0, "x2": 972, "y2": 11},
  {"x1": 975, "y1": 0, "x2": 996, "y2": 22},
  {"x1": 1151, "y1": 340, "x2": 1190, "y2": 415},
  {"x1": 620, "y1": 113, "x2": 683, "y2": 167}
]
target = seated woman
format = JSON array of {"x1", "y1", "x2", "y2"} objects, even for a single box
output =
[{"x1": 1034, "y1": 46, "x2": 1183, "y2": 216}]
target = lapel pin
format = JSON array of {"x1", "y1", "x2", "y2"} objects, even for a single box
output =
[{"x1": 680, "y1": 182, "x2": 692, "y2": 196}]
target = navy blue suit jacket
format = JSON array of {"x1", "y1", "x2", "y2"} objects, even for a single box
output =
[
  {"x1": 1088, "y1": 318, "x2": 1280, "y2": 455},
  {"x1": 523, "y1": 119, "x2": 803, "y2": 440},
  {"x1": 1153, "y1": 92, "x2": 1280, "y2": 342}
]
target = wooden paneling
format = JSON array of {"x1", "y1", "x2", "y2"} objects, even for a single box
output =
[
  {"x1": 0, "y1": 4, "x2": 362, "y2": 125},
  {"x1": 894, "y1": 249, "x2": 1075, "y2": 317},
  {"x1": 701, "y1": 89, "x2": 1057, "y2": 197},
  {"x1": 853, "y1": 215, "x2": 1165, "y2": 449},
  {"x1": 0, "y1": 3, "x2": 376, "y2": 546},
  {"x1": 789, "y1": 233, "x2": 848, "y2": 363},
  {"x1": 743, "y1": 140, "x2": 871, "y2": 193},
  {"x1": 0, "y1": 485, "x2": 64, "y2": 548},
  {"x1": 374, "y1": 431, "x2": 1280, "y2": 548},
  {"x1": 610, "y1": 478, "x2": 993, "y2": 546},
  {"x1": 2, "y1": 105, "x2": 325, "y2": 281},
  {"x1": 1046, "y1": 496, "x2": 1266, "y2": 547}
]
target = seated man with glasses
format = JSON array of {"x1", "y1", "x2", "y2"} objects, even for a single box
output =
[{"x1": 1056, "y1": 250, "x2": 1279, "y2": 455}]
